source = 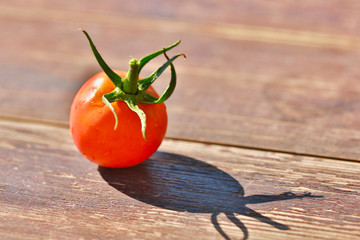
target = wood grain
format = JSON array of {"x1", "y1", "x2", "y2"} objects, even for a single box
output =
[
  {"x1": 1, "y1": 1, "x2": 360, "y2": 161},
  {"x1": 0, "y1": 118, "x2": 359, "y2": 240},
  {"x1": 1, "y1": 2, "x2": 360, "y2": 239}
]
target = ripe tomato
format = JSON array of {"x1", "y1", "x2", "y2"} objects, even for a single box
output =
[
  {"x1": 70, "y1": 30, "x2": 184, "y2": 168},
  {"x1": 70, "y1": 71, "x2": 167, "y2": 168}
]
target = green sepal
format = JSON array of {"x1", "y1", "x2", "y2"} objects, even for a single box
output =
[
  {"x1": 138, "y1": 40, "x2": 181, "y2": 74},
  {"x1": 138, "y1": 53, "x2": 185, "y2": 91},
  {"x1": 103, "y1": 87, "x2": 126, "y2": 103},
  {"x1": 124, "y1": 97, "x2": 147, "y2": 139},
  {"x1": 102, "y1": 94, "x2": 119, "y2": 130},
  {"x1": 137, "y1": 92, "x2": 158, "y2": 103},
  {"x1": 82, "y1": 29, "x2": 123, "y2": 88},
  {"x1": 137, "y1": 57, "x2": 177, "y2": 104}
]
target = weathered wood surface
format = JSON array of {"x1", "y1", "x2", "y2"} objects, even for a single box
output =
[
  {"x1": 1, "y1": 1, "x2": 360, "y2": 160},
  {"x1": 0, "y1": 118, "x2": 359, "y2": 240},
  {"x1": 1, "y1": 1, "x2": 360, "y2": 239}
]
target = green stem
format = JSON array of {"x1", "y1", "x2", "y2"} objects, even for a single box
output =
[{"x1": 123, "y1": 59, "x2": 140, "y2": 94}]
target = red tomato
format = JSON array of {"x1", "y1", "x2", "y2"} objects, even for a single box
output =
[{"x1": 69, "y1": 70, "x2": 167, "y2": 168}]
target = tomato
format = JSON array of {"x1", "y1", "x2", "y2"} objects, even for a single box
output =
[
  {"x1": 69, "y1": 30, "x2": 184, "y2": 168},
  {"x1": 70, "y1": 71, "x2": 167, "y2": 168}
]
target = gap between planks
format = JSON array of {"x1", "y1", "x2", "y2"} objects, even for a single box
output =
[{"x1": 1, "y1": 114, "x2": 359, "y2": 164}]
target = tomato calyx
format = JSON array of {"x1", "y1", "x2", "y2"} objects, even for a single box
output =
[{"x1": 82, "y1": 30, "x2": 185, "y2": 139}]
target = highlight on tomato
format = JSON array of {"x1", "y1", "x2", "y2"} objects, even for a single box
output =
[{"x1": 69, "y1": 30, "x2": 185, "y2": 168}]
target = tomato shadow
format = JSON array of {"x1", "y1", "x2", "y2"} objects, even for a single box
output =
[{"x1": 98, "y1": 151, "x2": 322, "y2": 240}]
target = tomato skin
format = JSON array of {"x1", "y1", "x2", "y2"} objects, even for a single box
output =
[{"x1": 69, "y1": 71, "x2": 167, "y2": 168}]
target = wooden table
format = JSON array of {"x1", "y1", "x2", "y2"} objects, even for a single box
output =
[{"x1": 1, "y1": 1, "x2": 360, "y2": 239}]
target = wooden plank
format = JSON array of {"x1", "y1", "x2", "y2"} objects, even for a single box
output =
[
  {"x1": 0, "y1": 118, "x2": 359, "y2": 240},
  {"x1": 1, "y1": 2, "x2": 360, "y2": 161},
  {"x1": 2, "y1": 0, "x2": 360, "y2": 38}
]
